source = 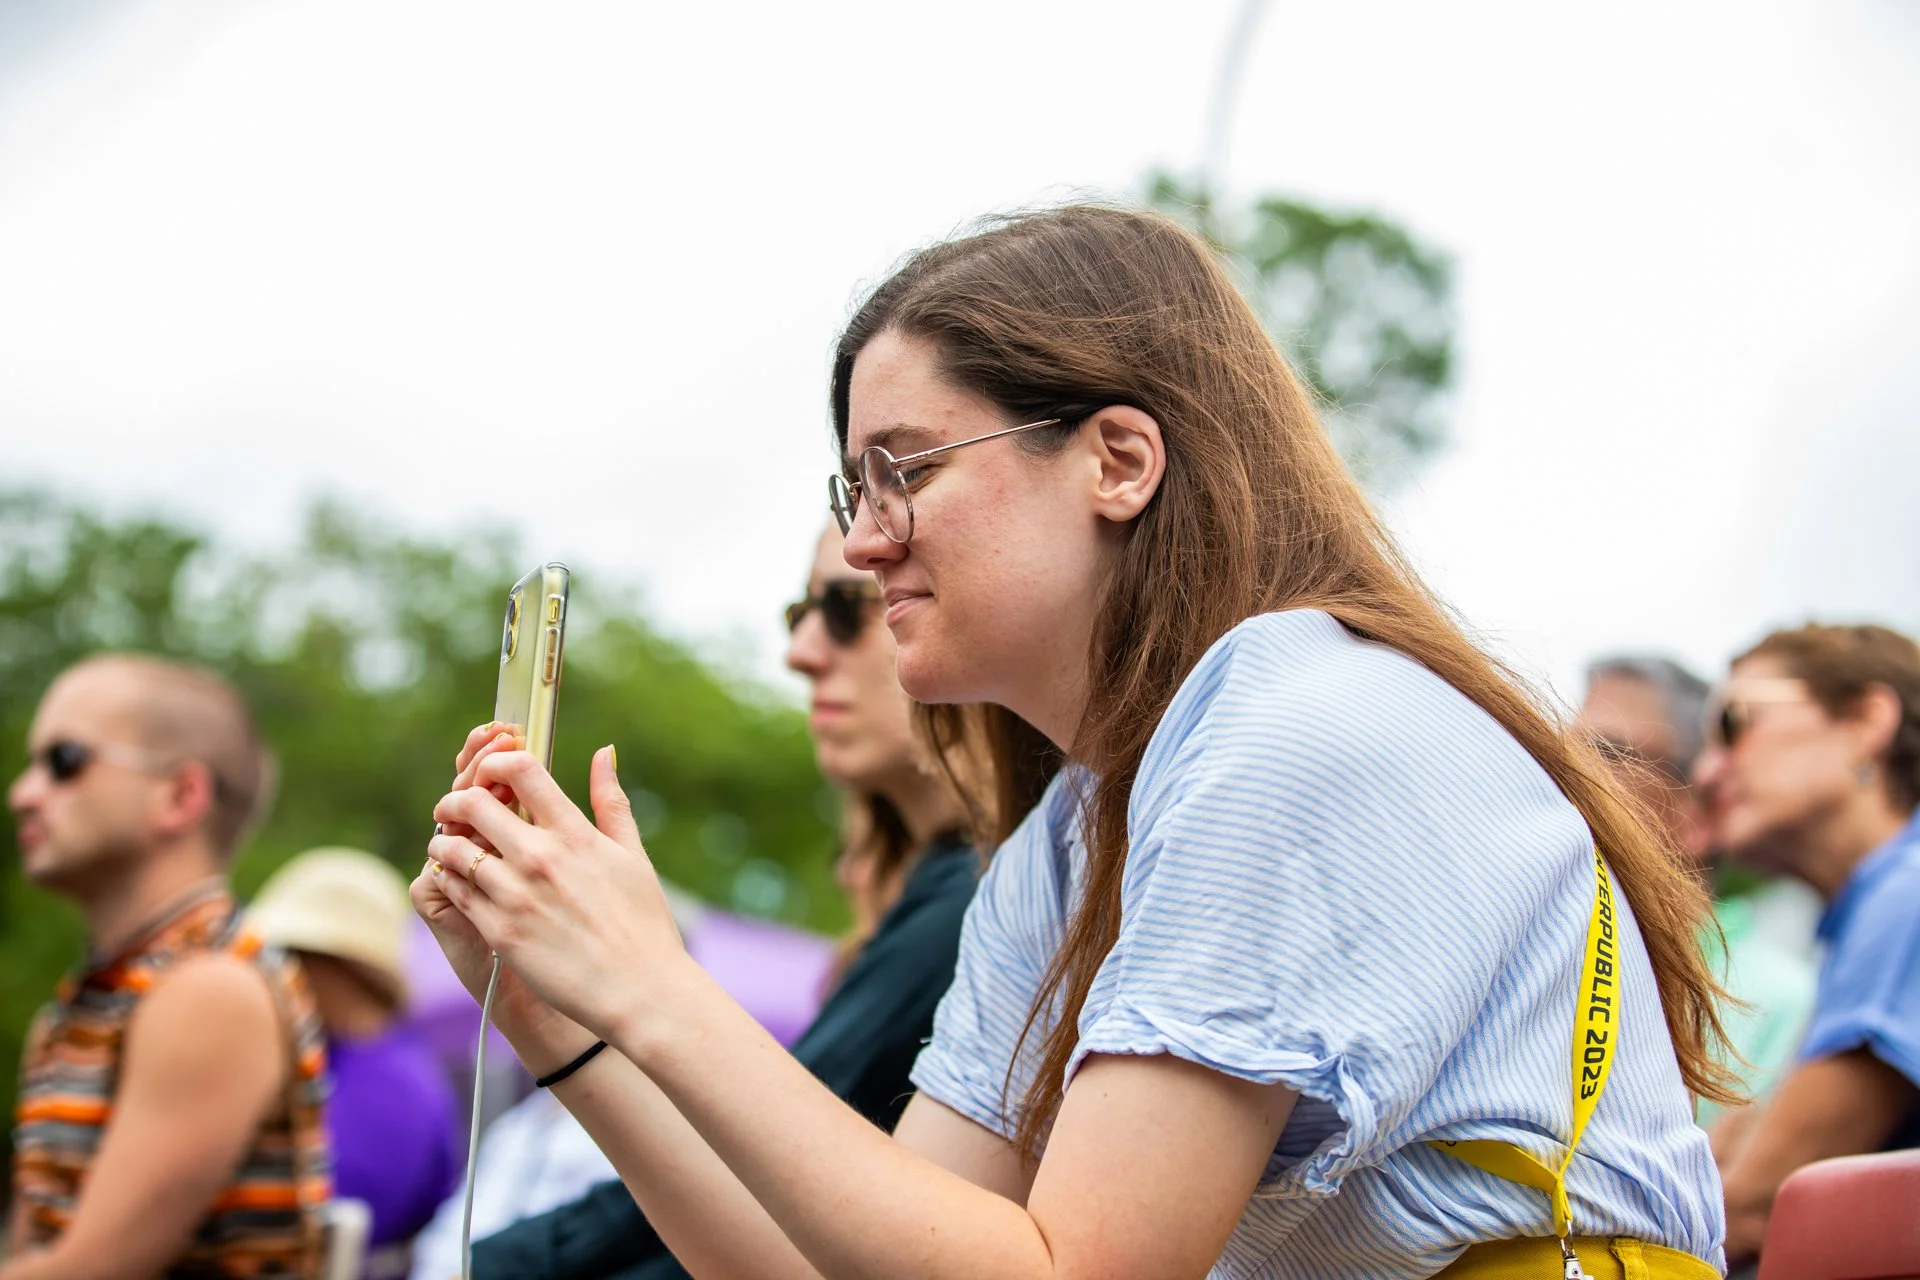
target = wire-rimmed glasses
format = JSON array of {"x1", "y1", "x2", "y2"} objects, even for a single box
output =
[{"x1": 829, "y1": 418, "x2": 1062, "y2": 544}]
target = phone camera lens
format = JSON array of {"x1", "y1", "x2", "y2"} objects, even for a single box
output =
[{"x1": 501, "y1": 593, "x2": 521, "y2": 662}]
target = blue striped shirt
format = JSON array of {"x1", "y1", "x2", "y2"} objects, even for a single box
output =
[{"x1": 911, "y1": 610, "x2": 1726, "y2": 1278}]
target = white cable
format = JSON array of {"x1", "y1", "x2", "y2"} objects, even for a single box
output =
[{"x1": 460, "y1": 953, "x2": 502, "y2": 1280}]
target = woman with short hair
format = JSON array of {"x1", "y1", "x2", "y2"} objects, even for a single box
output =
[{"x1": 1696, "y1": 622, "x2": 1920, "y2": 1264}]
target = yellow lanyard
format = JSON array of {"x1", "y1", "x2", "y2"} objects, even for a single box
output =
[{"x1": 1430, "y1": 847, "x2": 1618, "y2": 1272}]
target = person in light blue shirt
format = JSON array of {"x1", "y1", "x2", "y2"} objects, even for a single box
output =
[
  {"x1": 1578, "y1": 656, "x2": 1818, "y2": 1128},
  {"x1": 1697, "y1": 622, "x2": 1920, "y2": 1265},
  {"x1": 1801, "y1": 817, "x2": 1920, "y2": 1111},
  {"x1": 408, "y1": 206, "x2": 1733, "y2": 1280},
  {"x1": 915, "y1": 611, "x2": 1726, "y2": 1277}
]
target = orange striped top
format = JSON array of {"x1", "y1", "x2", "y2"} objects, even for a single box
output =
[{"x1": 12, "y1": 882, "x2": 332, "y2": 1277}]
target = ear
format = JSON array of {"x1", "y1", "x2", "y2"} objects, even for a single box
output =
[
  {"x1": 1851, "y1": 683, "x2": 1902, "y2": 763},
  {"x1": 1082, "y1": 405, "x2": 1165, "y2": 525},
  {"x1": 154, "y1": 761, "x2": 219, "y2": 840}
]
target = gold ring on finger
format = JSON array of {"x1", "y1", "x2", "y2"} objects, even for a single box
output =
[{"x1": 468, "y1": 848, "x2": 490, "y2": 880}]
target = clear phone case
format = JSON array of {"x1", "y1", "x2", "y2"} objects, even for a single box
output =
[{"x1": 492, "y1": 562, "x2": 570, "y2": 771}]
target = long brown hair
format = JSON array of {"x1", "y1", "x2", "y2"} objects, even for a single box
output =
[
  {"x1": 831, "y1": 205, "x2": 1737, "y2": 1158},
  {"x1": 829, "y1": 702, "x2": 997, "y2": 982},
  {"x1": 824, "y1": 790, "x2": 915, "y2": 988}
]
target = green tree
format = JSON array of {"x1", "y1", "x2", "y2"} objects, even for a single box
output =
[
  {"x1": 0, "y1": 489, "x2": 840, "y2": 1169},
  {"x1": 1147, "y1": 172, "x2": 1455, "y2": 483}
]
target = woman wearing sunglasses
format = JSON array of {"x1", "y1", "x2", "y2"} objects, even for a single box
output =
[
  {"x1": 416, "y1": 207, "x2": 1732, "y2": 1279},
  {"x1": 1695, "y1": 623, "x2": 1920, "y2": 1266},
  {"x1": 451, "y1": 524, "x2": 977, "y2": 1279}
]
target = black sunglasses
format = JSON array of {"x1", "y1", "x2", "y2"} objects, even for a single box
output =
[
  {"x1": 784, "y1": 580, "x2": 883, "y2": 646},
  {"x1": 1713, "y1": 701, "x2": 1788, "y2": 750},
  {"x1": 1715, "y1": 704, "x2": 1748, "y2": 750},
  {"x1": 28, "y1": 739, "x2": 159, "y2": 785},
  {"x1": 35, "y1": 740, "x2": 96, "y2": 783},
  {"x1": 25, "y1": 738, "x2": 241, "y2": 809},
  {"x1": 1704, "y1": 681, "x2": 1814, "y2": 751}
]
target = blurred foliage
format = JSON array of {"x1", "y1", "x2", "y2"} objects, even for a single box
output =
[
  {"x1": 1147, "y1": 172, "x2": 1456, "y2": 484},
  {"x1": 0, "y1": 488, "x2": 840, "y2": 1162}
]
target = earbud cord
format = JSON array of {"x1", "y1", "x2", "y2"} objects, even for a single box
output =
[{"x1": 460, "y1": 952, "x2": 503, "y2": 1280}]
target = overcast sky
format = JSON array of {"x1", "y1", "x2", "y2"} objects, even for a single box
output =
[{"x1": 2, "y1": 0, "x2": 1916, "y2": 708}]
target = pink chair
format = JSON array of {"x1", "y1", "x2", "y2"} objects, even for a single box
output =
[{"x1": 1756, "y1": 1149, "x2": 1920, "y2": 1280}]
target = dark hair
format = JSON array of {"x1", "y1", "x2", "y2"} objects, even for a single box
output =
[
  {"x1": 824, "y1": 791, "x2": 914, "y2": 986},
  {"x1": 1737, "y1": 623, "x2": 1920, "y2": 812},
  {"x1": 830, "y1": 702, "x2": 986, "y2": 980},
  {"x1": 832, "y1": 204, "x2": 1736, "y2": 1156}
]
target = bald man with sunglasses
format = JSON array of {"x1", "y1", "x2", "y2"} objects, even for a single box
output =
[{"x1": 5, "y1": 655, "x2": 330, "y2": 1280}]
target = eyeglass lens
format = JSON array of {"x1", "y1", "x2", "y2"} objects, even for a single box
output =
[
  {"x1": 858, "y1": 448, "x2": 911, "y2": 543},
  {"x1": 828, "y1": 475, "x2": 857, "y2": 536},
  {"x1": 1717, "y1": 704, "x2": 1744, "y2": 748},
  {"x1": 40, "y1": 741, "x2": 93, "y2": 783},
  {"x1": 829, "y1": 452, "x2": 910, "y2": 542},
  {"x1": 784, "y1": 583, "x2": 873, "y2": 646}
]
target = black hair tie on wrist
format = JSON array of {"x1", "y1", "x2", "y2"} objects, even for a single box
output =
[{"x1": 535, "y1": 1040, "x2": 607, "y2": 1089}]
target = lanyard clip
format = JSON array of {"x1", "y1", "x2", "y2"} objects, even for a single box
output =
[{"x1": 1560, "y1": 1237, "x2": 1588, "y2": 1280}]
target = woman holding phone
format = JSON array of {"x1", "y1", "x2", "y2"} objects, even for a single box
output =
[
  {"x1": 418, "y1": 206, "x2": 1732, "y2": 1279},
  {"x1": 452, "y1": 523, "x2": 980, "y2": 1279}
]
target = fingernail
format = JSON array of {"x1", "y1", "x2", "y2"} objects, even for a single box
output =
[{"x1": 608, "y1": 744, "x2": 618, "y2": 772}]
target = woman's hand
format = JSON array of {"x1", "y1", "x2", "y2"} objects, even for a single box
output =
[
  {"x1": 444, "y1": 720, "x2": 519, "y2": 837},
  {"x1": 410, "y1": 724, "x2": 587, "y2": 1070},
  {"x1": 426, "y1": 744, "x2": 690, "y2": 1046}
]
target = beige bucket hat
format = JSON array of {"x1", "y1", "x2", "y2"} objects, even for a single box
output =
[{"x1": 246, "y1": 846, "x2": 412, "y2": 1009}]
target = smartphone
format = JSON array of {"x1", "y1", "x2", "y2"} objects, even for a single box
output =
[
  {"x1": 494, "y1": 562, "x2": 571, "y2": 774},
  {"x1": 466, "y1": 565, "x2": 570, "y2": 1280}
]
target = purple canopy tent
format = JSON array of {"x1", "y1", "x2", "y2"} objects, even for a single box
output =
[
  {"x1": 682, "y1": 909, "x2": 837, "y2": 1049},
  {"x1": 402, "y1": 904, "x2": 836, "y2": 1121}
]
